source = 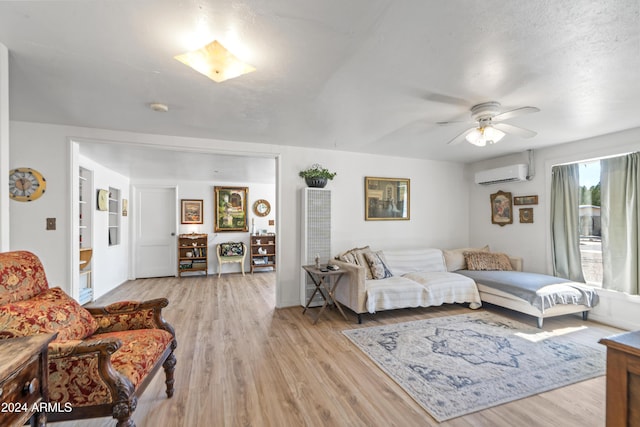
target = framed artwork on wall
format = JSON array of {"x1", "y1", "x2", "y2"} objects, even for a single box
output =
[
  {"x1": 490, "y1": 190, "x2": 513, "y2": 226},
  {"x1": 181, "y1": 199, "x2": 203, "y2": 224},
  {"x1": 519, "y1": 207, "x2": 534, "y2": 223},
  {"x1": 364, "y1": 177, "x2": 410, "y2": 221},
  {"x1": 513, "y1": 195, "x2": 538, "y2": 205},
  {"x1": 214, "y1": 187, "x2": 249, "y2": 232}
]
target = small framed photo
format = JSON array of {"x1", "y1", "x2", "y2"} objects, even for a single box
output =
[
  {"x1": 519, "y1": 208, "x2": 534, "y2": 223},
  {"x1": 364, "y1": 177, "x2": 410, "y2": 221},
  {"x1": 214, "y1": 187, "x2": 249, "y2": 232},
  {"x1": 181, "y1": 199, "x2": 203, "y2": 224},
  {"x1": 513, "y1": 195, "x2": 538, "y2": 205},
  {"x1": 490, "y1": 190, "x2": 513, "y2": 226}
]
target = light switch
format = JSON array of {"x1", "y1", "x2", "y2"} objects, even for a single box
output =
[{"x1": 46, "y1": 218, "x2": 56, "y2": 230}]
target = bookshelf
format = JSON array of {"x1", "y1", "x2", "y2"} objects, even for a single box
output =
[
  {"x1": 250, "y1": 233, "x2": 276, "y2": 273},
  {"x1": 78, "y1": 166, "x2": 93, "y2": 304},
  {"x1": 178, "y1": 233, "x2": 208, "y2": 277}
]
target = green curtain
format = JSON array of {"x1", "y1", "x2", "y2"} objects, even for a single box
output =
[
  {"x1": 550, "y1": 164, "x2": 586, "y2": 282},
  {"x1": 601, "y1": 152, "x2": 640, "y2": 295}
]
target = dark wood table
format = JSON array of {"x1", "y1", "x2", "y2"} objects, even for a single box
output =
[
  {"x1": 0, "y1": 333, "x2": 58, "y2": 427},
  {"x1": 599, "y1": 330, "x2": 640, "y2": 427},
  {"x1": 302, "y1": 265, "x2": 348, "y2": 324}
]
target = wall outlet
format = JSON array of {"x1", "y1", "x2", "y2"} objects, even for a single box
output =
[{"x1": 46, "y1": 218, "x2": 56, "y2": 230}]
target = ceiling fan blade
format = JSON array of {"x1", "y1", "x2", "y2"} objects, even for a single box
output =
[
  {"x1": 492, "y1": 106, "x2": 540, "y2": 122},
  {"x1": 447, "y1": 127, "x2": 476, "y2": 145},
  {"x1": 437, "y1": 119, "x2": 474, "y2": 126},
  {"x1": 493, "y1": 122, "x2": 537, "y2": 138},
  {"x1": 423, "y1": 91, "x2": 470, "y2": 107}
]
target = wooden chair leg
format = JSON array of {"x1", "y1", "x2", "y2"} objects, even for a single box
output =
[
  {"x1": 113, "y1": 399, "x2": 136, "y2": 427},
  {"x1": 163, "y1": 352, "x2": 177, "y2": 398}
]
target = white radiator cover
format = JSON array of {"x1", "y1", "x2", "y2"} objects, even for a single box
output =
[{"x1": 300, "y1": 188, "x2": 331, "y2": 307}]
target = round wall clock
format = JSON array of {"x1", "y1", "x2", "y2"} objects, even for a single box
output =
[
  {"x1": 97, "y1": 189, "x2": 109, "y2": 211},
  {"x1": 9, "y1": 167, "x2": 46, "y2": 202},
  {"x1": 253, "y1": 199, "x2": 271, "y2": 217}
]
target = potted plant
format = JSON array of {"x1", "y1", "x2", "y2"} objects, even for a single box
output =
[{"x1": 299, "y1": 164, "x2": 337, "y2": 188}]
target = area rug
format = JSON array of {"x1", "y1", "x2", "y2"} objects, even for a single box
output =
[{"x1": 343, "y1": 311, "x2": 605, "y2": 422}]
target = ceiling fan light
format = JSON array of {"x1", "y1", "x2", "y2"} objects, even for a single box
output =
[
  {"x1": 465, "y1": 128, "x2": 482, "y2": 145},
  {"x1": 483, "y1": 126, "x2": 505, "y2": 143}
]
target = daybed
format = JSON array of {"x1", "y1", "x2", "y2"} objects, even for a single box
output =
[
  {"x1": 332, "y1": 245, "x2": 599, "y2": 328},
  {"x1": 0, "y1": 251, "x2": 177, "y2": 427},
  {"x1": 443, "y1": 248, "x2": 599, "y2": 328},
  {"x1": 332, "y1": 247, "x2": 482, "y2": 323}
]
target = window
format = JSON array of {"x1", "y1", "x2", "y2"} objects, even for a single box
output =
[
  {"x1": 578, "y1": 161, "x2": 602, "y2": 286},
  {"x1": 553, "y1": 152, "x2": 639, "y2": 296}
]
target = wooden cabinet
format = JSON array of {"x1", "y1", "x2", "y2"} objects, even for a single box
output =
[
  {"x1": 178, "y1": 233, "x2": 208, "y2": 277},
  {"x1": 0, "y1": 334, "x2": 58, "y2": 427},
  {"x1": 250, "y1": 233, "x2": 276, "y2": 273},
  {"x1": 600, "y1": 330, "x2": 640, "y2": 427}
]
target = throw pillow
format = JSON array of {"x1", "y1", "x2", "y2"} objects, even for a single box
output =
[
  {"x1": 443, "y1": 245, "x2": 490, "y2": 271},
  {"x1": 464, "y1": 251, "x2": 513, "y2": 271},
  {"x1": 220, "y1": 242, "x2": 244, "y2": 256},
  {"x1": 336, "y1": 250, "x2": 358, "y2": 265},
  {"x1": 0, "y1": 287, "x2": 99, "y2": 341},
  {"x1": 364, "y1": 251, "x2": 393, "y2": 280},
  {"x1": 336, "y1": 246, "x2": 374, "y2": 279}
]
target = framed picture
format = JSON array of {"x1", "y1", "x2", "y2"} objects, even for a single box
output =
[
  {"x1": 122, "y1": 199, "x2": 128, "y2": 217},
  {"x1": 519, "y1": 207, "x2": 534, "y2": 223},
  {"x1": 181, "y1": 199, "x2": 203, "y2": 224},
  {"x1": 490, "y1": 190, "x2": 513, "y2": 226},
  {"x1": 214, "y1": 187, "x2": 248, "y2": 232},
  {"x1": 364, "y1": 177, "x2": 410, "y2": 221},
  {"x1": 513, "y1": 195, "x2": 538, "y2": 205}
]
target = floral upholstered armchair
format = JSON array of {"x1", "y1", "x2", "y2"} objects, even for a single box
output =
[{"x1": 0, "y1": 251, "x2": 177, "y2": 427}]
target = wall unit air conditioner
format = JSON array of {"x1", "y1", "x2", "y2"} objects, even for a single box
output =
[{"x1": 475, "y1": 164, "x2": 528, "y2": 185}]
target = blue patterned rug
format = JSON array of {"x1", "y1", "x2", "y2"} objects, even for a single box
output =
[{"x1": 343, "y1": 311, "x2": 605, "y2": 422}]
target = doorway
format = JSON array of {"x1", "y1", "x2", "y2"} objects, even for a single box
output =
[{"x1": 134, "y1": 185, "x2": 177, "y2": 278}]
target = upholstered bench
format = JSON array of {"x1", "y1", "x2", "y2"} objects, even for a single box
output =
[{"x1": 0, "y1": 251, "x2": 177, "y2": 427}]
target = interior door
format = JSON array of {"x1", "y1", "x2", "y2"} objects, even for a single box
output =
[{"x1": 135, "y1": 186, "x2": 177, "y2": 278}]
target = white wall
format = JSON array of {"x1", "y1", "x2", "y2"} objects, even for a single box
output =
[
  {"x1": 277, "y1": 145, "x2": 470, "y2": 307},
  {"x1": 467, "y1": 127, "x2": 640, "y2": 330},
  {"x1": 79, "y1": 156, "x2": 130, "y2": 300},
  {"x1": 10, "y1": 123, "x2": 71, "y2": 289},
  {"x1": 9, "y1": 121, "x2": 470, "y2": 310},
  {"x1": 133, "y1": 177, "x2": 277, "y2": 276},
  {"x1": 0, "y1": 43, "x2": 8, "y2": 251}
]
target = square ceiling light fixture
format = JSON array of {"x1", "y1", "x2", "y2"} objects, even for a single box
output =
[{"x1": 174, "y1": 40, "x2": 255, "y2": 83}]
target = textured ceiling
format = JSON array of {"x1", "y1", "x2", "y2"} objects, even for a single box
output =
[{"x1": 2, "y1": 0, "x2": 639, "y2": 177}]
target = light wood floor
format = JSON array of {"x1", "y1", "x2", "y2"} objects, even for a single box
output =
[{"x1": 55, "y1": 272, "x2": 622, "y2": 427}]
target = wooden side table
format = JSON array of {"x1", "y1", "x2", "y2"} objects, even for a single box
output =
[
  {"x1": 302, "y1": 265, "x2": 348, "y2": 324},
  {"x1": 599, "y1": 330, "x2": 640, "y2": 427},
  {"x1": 0, "y1": 333, "x2": 57, "y2": 427}
]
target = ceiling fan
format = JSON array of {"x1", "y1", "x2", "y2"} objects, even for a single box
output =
[{"x1": 439, "y1": 101, "x2": 539, "y2": 146}]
